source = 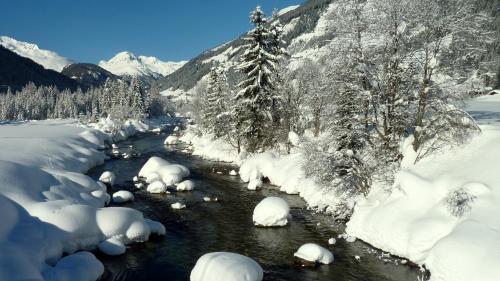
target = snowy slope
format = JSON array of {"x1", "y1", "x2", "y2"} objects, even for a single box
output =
[
  {"x1": 0, "y1": 36, "x2": 73, "y2": 72},
  {"x1": 99, "y1": 51, "x2": 186, "y2": 77},
  {"x1": 346, "y1": 94, "x2": 500, "y2": 281}
]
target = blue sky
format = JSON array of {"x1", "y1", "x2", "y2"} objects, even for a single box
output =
[{"x1": 0, "y1": 0, "x2": 303, "y2": 63}]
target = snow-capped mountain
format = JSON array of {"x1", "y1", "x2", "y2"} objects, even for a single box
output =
[
  {"x1": 0, "y1": 36, "x2": 73, "y2": 72},
  {"x1": 98, "y1": 51, "x2": 186, "y2": 78}
]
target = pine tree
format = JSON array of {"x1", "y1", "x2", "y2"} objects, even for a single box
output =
[
  {"x1": 233, "y1": 6, "x2": 280, "y2": 153},
  {"x1": 202, "y1": 65, "x2": 229, "y2": 137}
]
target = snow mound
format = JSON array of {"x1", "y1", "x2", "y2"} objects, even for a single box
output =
[
  {"x1": 99, "y1": 171, "x2": 116, "y2": 186},
  {"x1": 171, "y1": 202, "x2": 186, "y2": 209},
  {"x1": 248, "y1": 179, "x2": 263, "y2": 190},
  {"x1": 190, "y1": 252, "x2": 263, "y2": 281},
  {"x1": 294, "y1": 243, "x2": 334, "y2": 264},
  {"x1": 253, "y1": 197, "x2": 290, "y2": 227},
  {"x1": 229, "y1": 170, "x2": 238, "y2": 176},
  {"x1": 176, "y1": 180, "x2": 195, "y2": 191},
  {"x1": 328, "y1": 238, "x2": 336, "y2": 245},
  {"x1": 147, "y1": 181, "x2": 168, "y2": 194},
  {"x1": 164, "y1": 135, "x2": 179, "y2": 145},
  {"x1": 112, "y1": 190, "x2": 134, "y2": 203},
  {"x1": 139, "y1": 156, "x2": 189, "y2": 186}
]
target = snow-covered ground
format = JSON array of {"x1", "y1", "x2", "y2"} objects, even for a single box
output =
[
  {"x1": 0, "y1": 118, "x2": 167, "y2": 281},
  {"x1": 346, "y1": 94, "x2": 500, "y2": 281},
  {"x1": 179, "y1": 94, "x2": 500, "y2": 281}
]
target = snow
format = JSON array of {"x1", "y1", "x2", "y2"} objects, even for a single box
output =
[
  {"x1": 253, "y1": 197, "x2": 290, "y2": 227},
  {"x1": 176, "y1": 180, "x2": 195, "y2": 191},
  {"x1": 98, "y1": 237, "x2": 126, "y2": 256},
  {"x1": 146, "y1": 181, "x2": 168, "y2": 194},
  {"x1": 190, "y1": 252, "x2": 263, "y2": 281},
  {"x1": 277, "y1": 5, "x2": 300, "y2": 16},
  {"x1": 328, "y1": 238, "x2": 336, "y2": 245},
  {"x1": 294, "y1": 243, "x2": 334, "y2": 264},
  {"x1": 99, "y1": 171, "x2": 116, "y2": 186},
  {"x1": 0, "y1": 36, "x2": 73, "y2": 71},
  {"x1": 346, "y1": 95, "x2": 500, "y2": 281},
  {"x1": 98, "y1": 51, "x2": 186, "y2": 77},
  {"x1": 180, "y1": 126, "x2": 240, "y2": 162},
  {"x1": 229, "y1": 170, "x2": 238, "y2": 176},
  {"x1": 171, "y1": 202, "x2": 186, "y2": 209},
  {"x1": 138, "y1": 156, "x2": 189, "y2": 186},
  {"x1": 89, "y1": 117, "x2": 151, "y2": 142},
  {"x1": 164, "y1": 135, "x2": 179, "y2": 145},
  {"x1": 112, "y1": 190, "x2": 134, "y2": 203},
  {"x1": 0, "y1": 119, "x2": 165, "y2": 281}
]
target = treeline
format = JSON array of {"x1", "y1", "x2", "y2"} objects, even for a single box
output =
[
  {"x1": 0, "y1": 78, "x2": 174, "y2": 122},
  {"x1": 194, "y1": 0, "x2": 497, "y2": 218}
]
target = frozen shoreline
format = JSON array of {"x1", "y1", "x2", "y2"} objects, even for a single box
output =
[{"x1": 0, "y1": 118, "x2": 172, "y2": 281}]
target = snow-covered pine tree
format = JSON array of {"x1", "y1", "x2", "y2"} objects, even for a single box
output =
[
  {"x1": 201, "y1": 65, "x2": 229, "y2": 138},
  {"x1": 130, "y1": 77, "x2": 146, "y2": 119},
  {"x1": 234, "y1": 6, "x2": 280, "y2": 153}
]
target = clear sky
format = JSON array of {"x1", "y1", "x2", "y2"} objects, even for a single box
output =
[{"x1": 0, "y1": 0, "x2": 303, "y2": 63}]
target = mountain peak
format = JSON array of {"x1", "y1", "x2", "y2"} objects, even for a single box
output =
[
  {"x1": 99, "y1": 51, "x2": 186, "y2": 78},
  {"x1": 0, "y1": 36, "x2": 73, "y2": 72}
]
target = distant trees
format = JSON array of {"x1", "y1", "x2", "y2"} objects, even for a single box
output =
[{"x1": 0, "y1": 78, "x2": 174, "y2": 122}]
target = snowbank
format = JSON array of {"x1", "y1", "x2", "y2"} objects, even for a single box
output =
[
  {"x1": 0, "y1": 119, "x2": 165, "y2": 281},
  {"x1": 112, "y1": 190, "x2": 134, "y2": 203},
  {"x1": 253, "y1": 197, "x2": 290, "y2": 227},
  {"x1": 190, "y1": 252, "x2": 263, "y2": 281},
  {"x1": 294, "y1": 243, "x2": 334, "y2": 264},
  {"x1": 180, "y1": 125, "x2": 240, "y2": 163},
  {"x1": 346, "y1": 95, "x2": 500, "y2": 281}
]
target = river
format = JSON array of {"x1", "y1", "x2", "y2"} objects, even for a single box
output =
[{"x1": 87, "y1": 130, "x2": 426, "y2": 281}]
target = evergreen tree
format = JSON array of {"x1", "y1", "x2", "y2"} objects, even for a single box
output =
[
  {"x1": 201, "y1": 65, "x2": 230, "y2": 137},
  {"x1": 234, "y1": 6, "x2": 281, "y2": 153}
]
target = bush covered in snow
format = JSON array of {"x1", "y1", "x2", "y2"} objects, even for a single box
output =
[
  {"x1": 445, "y1": 187, "x2": 477, "y2": 217},
  {"x1": 190, "y1": 252, "x2": 263, "y2": 281},
  {"x1": 253, "y1": 197, "x2": 290, "y2": 227}
]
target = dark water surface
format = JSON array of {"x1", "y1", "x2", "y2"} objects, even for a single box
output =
[{"x1": 88, "y1": 131, "x2": 424, "y2": 281}]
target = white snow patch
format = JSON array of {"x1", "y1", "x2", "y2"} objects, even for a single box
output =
[
  {"x1": 99, "y1": 171, "x2": 116, "y2": 186},
  {"x1": 171, "y1": 202, "x2": 186, "y2": 209},
  {"x1": 147, "y1": 181, "x2": 168, "y2": 194},
  {"x1": 176, "y1": 180, "x2": 195, "y2": 191}
]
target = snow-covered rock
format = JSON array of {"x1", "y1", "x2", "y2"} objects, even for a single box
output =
[
  {"x1": 147, "y1": 181, "x2": 168, "y2": 194},
  {"x1": 171, "y1": 202, "x2": 186, "y2": 209},
  {"x1": 99, "y1": 171, "x2": 116, "y2": 186},
  {"x1": 294, "y1": 243, "x2": 334, "y2": 265},
  {"x1": 229, "y1": 170, "x2": 238, "y2": 176},
  {"x1": 190, "y1": 252, "x2": 263, "y2": 281},
  {"x1": 176, "y1": 180, "x2": 195, "y2": 191},
  {"x1": 164, "y1": 135, "x2": 179, "y2": 145},
  {"x1": 328, "y1": 238, "x2": 336, "y2": 245},
  {"x1": 173, "y1": 126, "x2": 180, "y2": 132},
  {"x1": 253, "y1": 197, "x2": 290, "y2": 227},
  {"x1": 139, "y1": 156, "x2": 189, "y2": 186},
  {"x1": 112, "y1": 190, "x2": 134, "y2": 203}
]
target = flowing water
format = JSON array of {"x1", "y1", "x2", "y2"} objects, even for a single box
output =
[{"x1": 88, "y1": 130, "x2": 425, "y2": 281}]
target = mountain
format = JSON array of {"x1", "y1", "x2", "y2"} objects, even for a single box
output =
[
  {"x1": 158, "y1": 0, "x2": 334, "y2": 100},
  {"x1": 0, "y1": 36, "x2": 73, "y2": 72},
  {"x1": 98, "y1": 51, "x2": 186, "y2": 78},
  {"x1": 0, "y1": 45, "x2": 79, "y2": 92},
  {"x1": 61, "y1": 63, "x2": 119, "y2": 88}
]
